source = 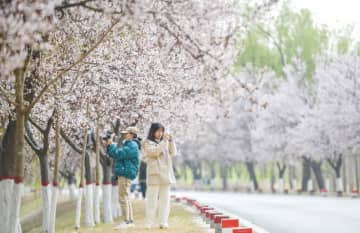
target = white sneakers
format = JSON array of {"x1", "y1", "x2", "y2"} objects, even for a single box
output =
[
  {"x1": 145, "y1": 223, "x2": 169, "y2": 229},
  {"x1": 160, "y1": 223, "x2": 169, "y2": 229},
  {"x1": 114, "y1": 221, "x2": 134, "y2": 229}
]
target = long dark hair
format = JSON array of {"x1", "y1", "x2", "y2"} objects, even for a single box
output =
[{"x1": 147, "y1": 122, "x2": 165, "y2": 143}]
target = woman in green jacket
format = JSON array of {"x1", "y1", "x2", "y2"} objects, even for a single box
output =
[{"x1": 104, "y1": 126, "x2": 140, "y2": 229}]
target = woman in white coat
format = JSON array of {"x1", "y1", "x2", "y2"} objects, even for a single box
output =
[{"x1": 142, "y1": 123, "x2": 177, "y2": 229}]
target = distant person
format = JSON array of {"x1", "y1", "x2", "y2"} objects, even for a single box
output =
[
  {"x1": 104, "y1": 127, "x2": 140, "y2": 229},
  {"x1": 139, "y1": 160, "x2": 147, "y2": 199},
  {"x1": 142, "y1": 123, "x2": 177, "y2": 229}
]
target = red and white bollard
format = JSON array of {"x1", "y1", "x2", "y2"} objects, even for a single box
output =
[
  {"x1": 320, "y1": 188, "x2": 328, "y2": 197},
  {"x1": 205, "y1": 211, "x2": 222, "y2": 224},
  {"x1": 216, "y1": 218, "x2": 239, "y2": 233},
  {"x1": 231, "y1": 228, "x2": 253, "y2": 233},
  {"x1": 201, "y1": 207, "x2": 214, "y2": 220},
  {"x1": 214, "y1": 215, "x2": 230, "y2": 233},
  {"x1": 176, "y1": 197, "x2": 254, "y2": 233},
  {"x1": 210, "y1": 213, "x2": 224, "y2": 228},
  {"x1": 351, "y1": 189, "x2": 359, "y2": 198},
  {"x1": 196, "y1": 205, "x2": 209, "y2": 214}
]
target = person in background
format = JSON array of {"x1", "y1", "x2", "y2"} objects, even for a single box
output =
[
  {"x1": 104, "y1": 126, "x2": 140, "y2": 229},
  {"x1": 142, "y1": 123, "x2": 177, "y2": 229},
  {"x1": 139, "y1": 159, "x2": 147, "y2": 199}
]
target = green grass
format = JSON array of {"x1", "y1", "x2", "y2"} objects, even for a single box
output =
[
  {"x1": 22, "y1": 198, "x2": 206, "y2": 233},
  {"x1": 21, "y1": 192, "x2": 42, "y2": 217}
]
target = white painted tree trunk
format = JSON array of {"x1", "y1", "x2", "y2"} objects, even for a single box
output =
[
  {"x1": 336, "y1": 177, "x2": 343, "y2": 192},
  {"x1": 325, "y1": 178, "x2": 331, "y2": 192},
  {"x1": 250, "y1": 180, "x2": 255, "y2": 192},
  {"x1": 112, "y1": 185, "x2": 121, "y2": 218},
  {"x1": 9, "y1": 181, "x2": 23, "y2": 233},
  {"x1": 85, "y1": 183, "x2": 95, "y2": 227},
  {"x1": 102, "y1": 184, "x2": 113, "y2": 223},
  {"x1": 278, "y1": 178, "x2": 284, "y2": 193},
  {"x1": 16, "y1": 218, "x2": 22, "y2": 233},
  {"x1": 75, "y1": 187, "x2": 83, "y2": 229},
  {"x1": 69, "y1": 183, "x2": 78, "y2": 200},
  {"x1": 48, "y1": 185, "x2": 59, "y2": 233},
  {"x1": 307, "y1": 180, "x2": 313, "y2": 192},
  {"x1": 41, "y1": 185, "x2": 51, "y2": 233},
  {"x1": 0, "y1": 179, "x2": 12, "y2": 233},
  {"x1": 94, "y1": 184, "x2": 101, "y2": 224},
  {"x1": 291, "y1": 179, "x2": 297, "y2": 192}
]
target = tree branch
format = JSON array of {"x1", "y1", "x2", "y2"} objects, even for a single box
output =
[
  {"x1": 25, "y1": 121, "x2": 42, "y2": 153},
  {"x1": 60, "y1": 129, "x2": 82, "y2": 154},
  {"x1": 26, "y1": 19, "x2": 124, "y2": 113}
]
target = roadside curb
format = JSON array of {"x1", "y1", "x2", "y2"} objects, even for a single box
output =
[{"x1": 171, "y1": 195, "x2": 271, "y2": 233}]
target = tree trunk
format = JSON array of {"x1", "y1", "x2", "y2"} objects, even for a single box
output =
[
  {"x1": 327, "y1": 155, "x2": 343, "y2": 193},
  {"x1": 270, "y1": 162, "x2": 275, "y2": 192},
  {"x1": 84, "y1": 150, "x2": 94, "y2": 226},
  {"x1": 94, "y1": 118, "x2": 101, "y2": 224},
  {"x1": 48, "y1": 110, "x2": 61, "y2": 233},
  {"x1": 75, "y1": 127, "x2": 89, "y2": 229},
  {"x1": 301, "y1": 157, "x2": 311, "y2": 192},
  {"x1": 67, "y1": 174, "x2": 77, "y2": 200},
  {"x1": 221, "y1": 163, "x2": 228, "y2": 191},
  {"x1": 0, "y1": 121, "x2": 18, "y2": 233},
  {"x1": 245, "y1": 161, "x2": 259, "y2": 191},
  {"x1": 289, "y1": 165, "x2": 297, "y2": 191},
  {"x1": 85, "y1": 183, "x2": 95, "y2": 226},
  {"x1": 112, "y1": 178, "x2": 121, "y2": 219},
  {"x1": 185, "y1": 160, "x2": 202, "y2": 189},
  {"x1": 276, "y1": 162, "x2": 286, "y2": 193},
  {"x1": 310, "y1": 160, "x2": 325, "y2": 191},
  {"x1": 101, "y1": 159, "x2": 113, "y2": 223},
  {"x1": 0, "y1": 120, "x2": 17, "y2": 177},
  {"x1": 39, "y1": 156, "x2": 50, "y2": 186},
  {"x1": 75, "y1": 187, "x2": 83, "y2": 230},
  {"x1": 103, "y1": 183, "x2": 113, "y2": 223},
  {"x1": 355, "y1": 155, "x2": 359, "y2": 191},
  {"x1": 39, "y1": 155, "x2": 51, "y2": 233}
]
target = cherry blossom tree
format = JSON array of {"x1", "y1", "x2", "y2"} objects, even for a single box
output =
[{"x1": 1, "y1": 1, "x2": 279, "y2": 231}]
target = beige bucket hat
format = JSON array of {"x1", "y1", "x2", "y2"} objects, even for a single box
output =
[{"x1": 120, "y1": 126, "x2": 139, "y2": 135}]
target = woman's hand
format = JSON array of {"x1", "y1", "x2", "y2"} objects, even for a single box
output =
[{"x1": 165, "y1": 133, "x2": 173, "y2": 141}]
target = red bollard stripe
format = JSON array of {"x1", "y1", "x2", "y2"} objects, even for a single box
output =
[
  {"x1": 214, "y1": 215, "x2": 229, "y2": 224},
  {"x1": 233, "y1": 227, "x2": 253, "y2": 233},
  {"x1": 206, "y1": 211, "x2": 221, "y2": 219},
  {"x1": 198, "y1": 205, "x2": 208, "y2": 210},
  {"x1": 222, "y1": 219, "x2": 240, "y2": 228},
  {"x1": 209, "y1": 212, "x2": 222, "y2": 220},
  {"x1": 201, "y1": 207, "x2": 214, "y2": 213}
]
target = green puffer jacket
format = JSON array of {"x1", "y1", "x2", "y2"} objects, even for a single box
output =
[{"x1": 107, "y1": 140, "x2": 140, "y2": 180}]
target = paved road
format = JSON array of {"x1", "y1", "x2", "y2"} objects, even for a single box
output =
[{"x1": 174, "y1": 191, "x2": 360, "y2": 233}]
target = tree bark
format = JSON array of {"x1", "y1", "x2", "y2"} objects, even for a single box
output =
[
  {"x1": 276, "y1": 162, "x2": 286, "y2": 193},
  {"x1": 48, "y1": 108, "x2": 61, "y2": 233},
  {"x1": 327, "y1": 154, "x2": 343, "y2": 193},
  {"x1": 0, "y1": 120, "x2": 17, "y2": 177},
  {"x1": 245, "y1": 161, "x2": 259, "y2": 191},
  {"x1": 310, "y1": 160, "x2": 325, "y2": 190},
  {"x1": 221, "y1": 162, "x2": 229, "y2": 191},
  {"x1": 301, "y1": 157, "x2": 311, "y2": 191},
  {"x1": 355, "y1": 155, "x2": 359, "y2": 191},
  {"x1": 75, "y1": 127, "x2": 89, "y2": 229},
  {"x1": 94, "y1": 117, "x2": 101, "y2": 224}
]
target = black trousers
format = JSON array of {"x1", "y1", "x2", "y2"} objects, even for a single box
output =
[{"x1": 140, "y1": 181, "x2": 147, "y2": 198}]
